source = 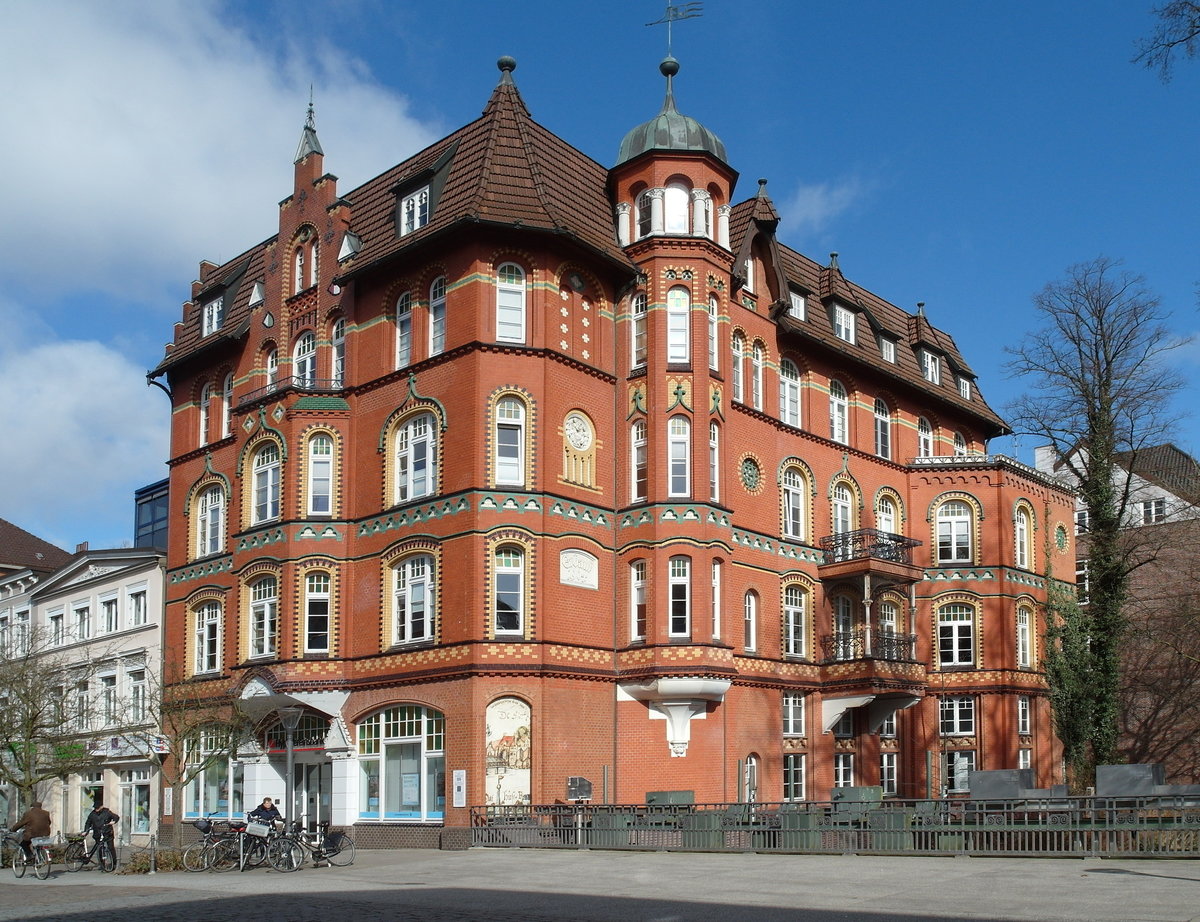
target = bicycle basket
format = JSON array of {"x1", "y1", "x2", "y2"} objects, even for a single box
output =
[
  {"x1": 245, "y1": 822, "x2": 271, "y2": 837},
  {"x1": 192, "y1": 818, "x2": 212, "y2": 834},
  {"x1": 30, "y1": 837, "x2": 52, "y2": 846},
  {"x1": 324, "y1": 831, "x2": 344, "y2": 849}
]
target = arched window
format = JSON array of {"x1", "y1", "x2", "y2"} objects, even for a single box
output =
[
  {"x1": 356, "y1": 705, "x2": 444, "y2": 821},
  {"x1": 495, "y1": 397, "x2": 526, "y2": 487},
  {"x1": 751, "y1": 342, "x2": 764, "y2": 410},
  {"x1": 668, "y1": 556, "x2": 691, "y2": 636},
  {"x1": 631, "y1": 420, "x2": 647, "y2": 502},
  {"x1": 731, "y1": 333, "x2": 745, "y2": 402},
  {"x1": 252, "y1": 443, "x2": 281, "y2": 523},
  {"x1": 249, "y1": 576, "x2": 278, "y2": 658},
  {"x1": 265, "y1": 349, "x2": 278, "y2": 391},
  {"x1": 195, "y1": 486, "x2": 224, "y2": 557},
  {"x1": 664, "y1": 181, "x2": 690, "y2": 234},
  {"x1": 631, "y1": 293, "x2": 647, "y2": 368},
  {"x1": 833, "y1": 596, "x2": 856, "y2": 661},
  {"x1": 918, "y1": 416, "x2": 934, "y2": 457},
  {"x1": 294, "y1": 247, "x2": 305, "y2": 293},
  {"x1": 429, "y1": 276, "x2": 446, "y2": 356},
  {"x1": 779, "y1": 360, "x2": 800, "y2": 427},
  {"x1": 743, "y1": 591, "x2": 758, "y2": 651},
  {"x1": 832, "y1": 483, "x2": 854, "y2": 536},
  {"x1": 782, "y1": 467, "x2": 806, "y2": 541},
  {"x1": 1017, "y1": 605, "x2": 1033, "y2": 667},
  {"x1": 496, "y1": 263, "x2": 526, "y2": 343},
  {"x1": 668, "y1": 416, "x2": 691, "y2": 497},
  {"x1": 395, "y1": 413, "x2": 437, "y2": 502},
  {"x1": 309, "y1": 240, "x2": 319, "y2": 289},
  {"x1": 743, "y1": 753, "x2": 759, "y2": 802},
  {"x1": 708, "y1": 295, "x2": 720, "y2": 370},
  {"x1": 877, "y1": 496, "x2": 898, "y2": 534},
  {"x1": 198, "y1": 383, "x2": 211, "y2": 446},
  {"x1": 708, "y1": 422, "x2": 719, "y2": 502},
  {"x1": 784, "y1": 584, "x2": 806, "y2": 657},
  {"x1": 878, "y1": 599, "x2": 900, "y2": 637},
  {"x1": 953, "y1": 431, "x2": 967, "y2": 456},
  {"x1": 666, "y1": 286, "x2": 690, "y2": 364},
  {"x1": 493, "y1": 546, "x2": 524, "y2": 635},
  {"x1": 193, "y1": 600, "x2": 222, "y2": 674},
  {"x1": 874, "y1": 398, "x2": 891, "y2": 459},
  {"x1": 829, "y1": 380, "x2": 848, "y2": 444},
  {"x1": 293, "y1": 332, "x2": 316, "y2": 389},
  {"x1": 636, "y1": 190, "x2": 653, "y2": 239},
  {"x1": 393, "y1": 554, "x2": 435, "y2": 644},
  {"x1": 395, "y1": 292, "x2": 413, "y2": 368},
  {"x1": 220, "y1": 374, "x2": 233, "y2": 439},
  {"x1": 938, "y1": 603, "x2": 975, "y2": 666},
  {"x1": 307, "y1": 434, "x2": 333, "y2": 515},
  {"x1": 304, "y1": 571, "x2": 330, "y2": 653},
  {"x1": 936, "y1": 500, "x2": 973, "y2": 564},
  {"x1": 1015, "y1": 506, "x2": 1032, "y2": 569},
  {"x1": 331, "y1": 318, "x2": 346, "y2": 388}
]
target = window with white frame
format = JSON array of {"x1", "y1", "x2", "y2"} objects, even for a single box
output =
[
  {"x1": 750, "y1": 342, "x2": 764, "y2": 409},
  {"x1": 833, "y1": 304, "x2": 855, "y2": 343},
  {"x1": 668, "y1": 416, "x2": 691, "y2": 497},
  {"x1": 783, "y1": 753, "x2": 806, "y2": 802},
  {"x1": 879, "y1": 336, "x2": 896, "y2": 363},
  {"x1": 782, "y1": 468, "x2": 806, "y2": 541},
  {"x1": 429, "y1": 276, "x2": 447, "y2": 356},
  {"x1": 666, "y1": 286, "x2": 690, "y2": 364},
  {"x1": 631, "y1": 293, "x2": 647, "y2": 368},
  {"x1": 834, "y1": 752, "x2": 855, "y2": 788},
  {"x1": 1077, "y1": 558, "x2": 1090, "y2": 604},
  {"x1": 74, "y1": 603, "x2": 91, "y2": 641},
  {"x1": 1141, "y1": 498, "x2": 1166, "y2": 524},
  {"x1": 880, "y1": 752, "x2": 897, "y2": 795},
  {"x1": 305, "y1": 571, "x2": 331, "y2": 653},
  {"x1": 356, "y1": 705, "x2": 444, "y2": 821},
  {"x1": 250, "y1": 576, "x2": 277, "y2": 658},
  {"x1": 496, "y1": 263, "x2": 526, "y2": 343},
  {"x1": 265, "y1": 348, "x2": 278, "y2": 391},
  {"x1": 879, "y1": 712, "x2": 897, "y2": 738},
  {"x1": 711, "y1": 559, "x2": 722, "y2": 640},
  {"x1": 631, "y1": 561, "x2": 647, "y2": 640},
  {"x1": 198, "y1": 383, "x2": 211, "y2": 446},
  {"x1": 784, "y1": 584, "x2": 806, "y2": 657},
  {"x1": 308, "y1": 435, "x2": 333, "y2": 515},
  {"x1": 194, "y1": 601, "x2": 222, "y2": 674},
  {"x1": 631, "y1": 420, "x2": 647, "y2": 502},
  {"x1": 788, "y1": 290, "x2": 806, "y2": 320},
  {"x1": 669, "y1": 556, "x2": 690, "y2": 636},
  {"x1": 1018, "y1": 695, "x2": 1031, "y2": 735},
  {"x1": 1074, "y1": 508, "x2": 1089, "y2": 533},
  {"x1": 331, "y1": 318, "x2": 346, "y2": 388},
  {"x1": 943, "y1": 751, "x2": 975, "y2": 792},
  {"x1": 184, "y1": 727, "x2": 244, "y2": 819},
  {"x1": 252, "y1": 443, "x2": 281, "y2": 523},
  {"x1": 921, "y1": 349, "x2": 941, "y2": 384},
  {"x1": 121, "y1": 768, "x2": 152, "y2": 836},
  {"x1": 664, "y1": 181, "x2": 690, "y2": 234},
  {"x1": 49, "y1": 610, "x2": 64, "y2": 646},
  {"x1": 829, "y1": 379, "x2": 848, "y2": 444},
  {"x1": 294, "y1": 246, "x2": 306, "y2": 294},
  {"x1": 708, "y1": 422, "x2": 719, "y2": 502},
  {"x1": 396, "y1": 293, "x2": 413, "y2": 368},
  {"x1": 400, "y1": 186, "x2": 430, "y2": 235},
  {"x1": 493, "y1": 547, "x2": 524, "y2": 635},
  {"x1": 783, "y1": 692, "x2": 805, "y2": 736},
  {"x1": 202, "y1": 296, "x2": 225, "y2": 336},
  {"x1": 832, "y1": 483, "x2": 854, "y2": 538},
  {"x1": 196, "y1": 486, "x2": 224, "y2": 558},
  {"x1": 12, "y1": 608, "x2": 29, "y2": 655},
  {"x1": 918, "y1": 416, "x2": 934, "y2": 457},
  {"x1": 1018, "y1": 748, "x2": 1032, "y2": 770},
  {"x1": 708, "y1": 295, "x2": 720, "y2": 370},
  {"x1": 938, "y1": 604, "x2": 975, "y2": 667},
  {"x1": 75, "y1": 681, "x2": 90, "y2": 731},
  {"x1": 635, "y1": 190, "x2": 654, "y2": 239},
  {"x1": 128, "y1": 669, "x2": 147, "y2": 723},
  {"x1": 940, "y1": 695, "x2": 975, "y2": 735},
  {"x1": 1015, "y1": 506, "x2": 1032, "y2": 569},
  {"x1": 731, "y1": 333, "x2": 745, "y2": 402},
  {"x1": 743, "y1": 257, "x2": 756, "y2": 295},
  {"x1": 958, "y1": 376, "x2": 972, "y2": 400},
  {"x1": 779, "y1": 360, "x2": 800, "y2": 427},
  {"x1": 833, "y1": 710, "x2": 855, "y2": 738},
  {"x1": 396, "y1": 414, "x2": 437, "y2": 502},
  {"x1": 878, "y1": 599, "x2": 900, "y2": 638},
  {"x1": 101, "y1": 674, "x2": 118, "y2": 726},
  {"x1": 743, "y1": 753, "x2": 759, "y2": 802},
  {"x1": 494, "y1": 398, "x2": 526, "y2": 487},
  {"x1": 393, "y1": 555, "x2": 435, "y2": 644},
  {"x1": 101, "y1": 596, "x2": 119, "y2": 633},
  {"x1": 221, "y1": 373, "x2": 233, "y2": 438},
  {"x1": 873, "y1": 398, "x2": 891, "y2": 459},
  {"x1": 953, "y1": 431, "x2": 967, "y2": 456},
  {"x1": 293, "y1": 332, "x2": 316, "y2": 389},
  {"x1": 743, "y1": 591, "x2": 757, "y2": 651},
  {"x1": 936, "y1": 501, "x2": 973, "y2": 563},
  {"x1": 877, "y1": 496, "x2": 898, "y2": 535}
]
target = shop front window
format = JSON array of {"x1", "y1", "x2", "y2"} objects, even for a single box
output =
[{"x1": 357, "y1": 706, "x2": 445, "y2": 822}]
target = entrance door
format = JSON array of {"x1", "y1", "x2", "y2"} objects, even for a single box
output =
[{"x1": 294, "y1": 762, "x2": 332, "y2": 832}]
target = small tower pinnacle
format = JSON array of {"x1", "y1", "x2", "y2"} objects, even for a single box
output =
[{"x1": 294, "y1": 92, "x2": 324, "y2": 164}]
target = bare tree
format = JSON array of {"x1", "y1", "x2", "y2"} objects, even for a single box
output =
[
  {"x1": 1135, "y1": 2, "x2": 1200, "y2": 81},
  {"x1": 1006, "y1": 256, "x2": 1189, "y2": 786}
]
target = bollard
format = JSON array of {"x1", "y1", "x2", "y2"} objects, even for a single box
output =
[{"x1": 149, "y1": 834, "x2": 157, "y2": 874}]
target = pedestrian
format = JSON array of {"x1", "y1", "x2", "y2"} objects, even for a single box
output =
[
  {"x1": 247, "y1": 796, "x2": 283, "y2": 824},
  {"x1": 11, "y1": 801, "x2": 51, "y2": 862}
]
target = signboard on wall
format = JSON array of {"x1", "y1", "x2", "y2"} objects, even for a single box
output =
[{"x1": 453, "y1": 770, "x2": 466, "y2": 808}]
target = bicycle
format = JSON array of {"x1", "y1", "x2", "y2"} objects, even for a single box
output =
[
  {"x1": 208, "y1": 819, "x2": 277, "y2": 871},
  {"x1": 65, "y1": 831, "x2": 117, "y2": 873},
  {"x1": 182, "y1": 814, "x2": 229, "y2": 872},
  {"x1": 8, "y1": 833, "x2": 52, "y2": 880},
  {"x1": 269, "y1": 821, "x2": 355, "y2": 872}
]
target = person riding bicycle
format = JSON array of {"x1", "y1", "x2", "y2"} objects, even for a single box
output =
[
  {"x1": 11, "y1": 801, "x2": 51, "y2": 862},
  {"x1": 83, "y1": 803, "x2": 119, "y2": 863},
  {"x1": 247, "y1": 797, "x2": 283, "y2": 825}
]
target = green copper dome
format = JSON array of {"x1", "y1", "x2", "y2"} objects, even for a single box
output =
[{"x1": 616, "y1": 57, "x2": 728, "y2": 166}]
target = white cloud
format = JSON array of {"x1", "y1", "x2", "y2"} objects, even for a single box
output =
[
  {"x1": 777, "y1": 177, "x2": 875, "y2": 241},
  {"x1": 0, "y1": 0, "x2": 443, "y2": 306}
]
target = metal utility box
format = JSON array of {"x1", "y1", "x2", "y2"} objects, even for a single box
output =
[
  {"x1": 1096, "y1": 763, "x2": 1164, "y2": 797},
  {"x1": 567, "y1": 776, "x2": 593, "y2": 801},
  {"x1": 968, "y1": 769, "x2": 1034, "y2": 799}
]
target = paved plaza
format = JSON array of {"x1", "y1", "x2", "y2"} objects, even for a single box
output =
[{"x1": 0, "y1": 847, "x2": 1198, "y2": 922}]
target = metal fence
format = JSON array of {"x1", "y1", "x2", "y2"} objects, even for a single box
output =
[{"x1": 470, "y1": 797, "x2": 1200, "y2": 857}]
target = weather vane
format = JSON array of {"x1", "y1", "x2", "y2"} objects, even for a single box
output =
[{"x1": 646, "y1": 2, "x2": 703, "y2": 57}]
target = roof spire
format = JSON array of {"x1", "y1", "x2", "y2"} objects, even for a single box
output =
[{"x1": 294, "y1": 89, "x2": 324, "y2": 163}]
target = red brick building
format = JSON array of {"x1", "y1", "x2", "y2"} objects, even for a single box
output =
[{"x1": 151, "y1": 56, "x2": 1069, "y2": 837}]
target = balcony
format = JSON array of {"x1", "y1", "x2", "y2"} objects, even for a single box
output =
[
  {"x1": 820, "y1": 627, "x2": 916, "y2": 664},
  {"x1": 818, "y1": 528, "x2": 925, "y2": 584},
  {"x1": 238, "y1": 376, "x2": 344, "y2": 407}
]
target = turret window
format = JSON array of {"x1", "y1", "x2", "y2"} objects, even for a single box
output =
[
  {"x1": 664, "y1": 182, "x2": 689, "y2": 234},
  {"x1": 496, "y1": 263, "x2": 526, "y2": 343},
  {"x1": 666, "y1": 286, "x2": 690, "y2": 364}
]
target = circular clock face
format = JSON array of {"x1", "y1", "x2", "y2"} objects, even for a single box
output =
[{"x1": 565, "y1": 414, "x2": 591, "y2": 451}]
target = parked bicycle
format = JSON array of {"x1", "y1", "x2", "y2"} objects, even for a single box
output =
[
  {"x1": 269, "y1": 821, "x2": 355, "y2": 872},
  {"x1": 64, "y1": 831, "x2": 117, "y2": 873},
  {"x1": 182, "y1": 814, "x2": 230, "y2": 872},
  {"x1": 6, "y1": 831, "x2": 52, "y2": 880}
]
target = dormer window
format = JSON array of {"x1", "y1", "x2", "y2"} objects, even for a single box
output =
[
  {"x1": 921, "y1": 350, "x2": 942, "y2": 384},
  {"x1": 338, "y1": 232, "x2": 362, "y2": 262},
  {"x1": 744, "y1": 258, "x2": 756, "y2": 295},
  {"x1": 879, "y1": 336, "x2": 895, "y2": 363},
  {"x1": 957, "y1": 376, "x2": 972, "y2": 400},
  {"x1": 248, "y1": 281, "x2": 265, "y2": 308},
  {"x1": 833, "y1": 304, "x2": 855, "y2": 344},
  {"x1": 401, "y1": 186, "x2": 430, "y2": 236},
  {"x1": 788, "y1": 290, "x2": 806, "y2": 320},
  {"x1": 202, "y1": 296, "x2": 225, "y2": 336}
]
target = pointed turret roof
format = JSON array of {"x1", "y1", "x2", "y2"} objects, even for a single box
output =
[{"x1": 294, "y1": 98, "x2": 324, "y2": 163}]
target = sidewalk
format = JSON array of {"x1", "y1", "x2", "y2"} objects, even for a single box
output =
[{"x1": 1, "y1": 847, "x2": 1198, "y2": 921}]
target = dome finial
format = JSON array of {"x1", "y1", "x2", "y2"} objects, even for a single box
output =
[{"x1": 497, "y1": 55, "x2": 517, "y2": 86}]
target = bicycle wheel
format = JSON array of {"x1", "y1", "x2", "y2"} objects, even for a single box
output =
[
  {"x1": 98, "y1": 841, "x2": 116, "y2": 873},
  {"x1": 34, "y1": 847, "x2": 50, "y2": 879},
  {"x1": 325, "y1": 833, "x2": 356, "y2": 867},
  {"x1": 12, "y1": 850, "x2": 26, "y2": 879},
  {"x1": 209, "y1": 839, "x2": 239, "y2": 872},
  {"x1": 242, "y1": 836, "x2": 268, "y2": 868},
  {"x1": 65, "y1": 842, "x2": 86, "y2": 872},
  {"x1": 268, "y1": 837, "x2": 305, "y2": 872},
  {"x1": 182, "y1": 840, "x2": 210, "y2": 872}
]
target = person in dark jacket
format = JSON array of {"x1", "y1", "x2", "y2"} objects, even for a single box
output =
[
  {"x1": 84, "y1": 803, "x2": 120, "y2": 862},
  {"x1": 11, "y1": 801, "x2": 52, "y2": 861},
  {"x1": 247, "y1": 797, "x2": 283, "y2": 824}
]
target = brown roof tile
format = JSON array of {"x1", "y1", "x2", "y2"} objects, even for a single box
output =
[{"x1": 0, "y1": 518, "x2": 73, "y2": 573}]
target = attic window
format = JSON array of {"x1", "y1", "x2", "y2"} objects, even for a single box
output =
[
  {"x1": 833, "y1": 304, "x2": 855, "y2": 344},
  {"x1": 248, "y1": 282, "x2": 265, "y2": 308},
  {"x1": 879, "y1": 336, "x2": 896, "y2": 363},
  {"x1": 400, "y1": 186, "x2": 430, "y2": 236},
  {"x1": 339, "y1": 232, "x2": 362, "y2": 262},
  {"x1": 921, "y1": 350, "x2": 942, "y2": 384},
  {"x1": 202, "y1": 296, "x2": 225, "y2": 336},
  {"x1": 788, "y1": 290, "x2": 806, "y2": 321},
  {"x1": 957, "y1": 376, "x2": 972, "y2": 400}
]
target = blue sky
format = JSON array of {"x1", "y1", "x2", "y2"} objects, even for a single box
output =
[{"x1": 3, "y1": 0, "x2": 1198, "y2": 553}]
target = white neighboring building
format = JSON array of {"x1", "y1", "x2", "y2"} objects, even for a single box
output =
[{"x1": 29, "y1": 547, "x2": 165, "y2": 845}]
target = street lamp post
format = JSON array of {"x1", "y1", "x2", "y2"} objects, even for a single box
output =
[{"x1": 278, "y1": 706, "x2": 303, "y2": 827}]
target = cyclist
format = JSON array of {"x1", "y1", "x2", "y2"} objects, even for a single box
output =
[
  {"x1": 82, "y1": 802, "x2": 120, "y2": 863},
  {"x1": 247, "y1": 797, "x2": 283, "y2": 825},
  {"x1": 11, "y1": 801, "x2": 51, "y2": 862}
]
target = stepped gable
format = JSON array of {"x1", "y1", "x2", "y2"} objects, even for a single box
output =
[
  {"x1": 337, "y1": 57, "x2": 632, "y2": 283},
  {"x1": 0, "y1": 518, "x2": 73, "y2": 573}
]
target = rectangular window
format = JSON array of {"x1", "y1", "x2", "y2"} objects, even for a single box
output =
[
  {"x1": 1017, "y1": 608, "x2": 1032, "y2": 668},
  {"x1": 666, "y1": 288, "x2": 690, "y2": 364},
  {"x1": 1140, "y1": 498, "x2": 1166, "y2": 524},
  {"x1": 74, "y1": 604, "x2": 91, "y2": 641},
  {"x1": 1076, "y1": 558, "x2": 1090, "y2": 604},
  {"x1": 833, "y1": 304, "x2": 855, "y2": 343},
  {"x1": 788, "y1": 290, "x2": 806, "y2": 320},
  {"x1": 879, "y1": 336, "x2": 895, "y2": 363},
  {"x1": 940, "y1": 695, "x2": 975, "y2": 735},
  {"x1": 710, "y1": 560, "x2": 721, "y2": 640},
  {"x1": 1075, "y1": 508, "x2": 1089, "y2": 533},
  {"x1": 783, "y1": 753, "x2": 806, "y2": 802},
  {"x1": 128, "y1": 589, "x2": 148, "y2": 627},
  {"x1": 707, "y1": 297, "x2": 720, "y2": 370},
  {"x1": 880, "y1": 752, "x2": 897, "y2": 795},
  {"x1": 495, "y1": 403, "x2": 524, "y2": 486},
  {"x1": 958, "y1": 377, "x2": 972, "y2": 400},
  {"x1": 943, "y1": 750, "x2": 975, "y2": 793},
  {"x1": 49, "y1": 611, "x2": 64, "y2": 645},
  {"x1": 195, "y1": 603, "x2": 221, "y2": 674},
  {"x1": 306, "y1": 573, "x2": 331, "y2": 653},
  {"x1": 309, "y1": 438, "x2": 333, "y2": 515},
  {"x1": 202, "y1": 296, "x2": 224, "y2": 336},
  {"x1": 783, "y1": 692, "x2": 805, "y2": 736},
  {"x1": 783, "y1": 585, "x2": 805, "y2": 657},
  {"x1": 400, "y1": 186, "x2": 430, "y2": 236},
  {"x1": 494, "y1": 549, "x2": 524, "y2": 634},
  {"x1": 922, "y1": 350, "x2": 941, "y2": 384},
  {"x1": 101, "y1": 597, "x2": 119, "y2": 633},
  {"x1": 834, "y1": 752, "x2": 854, "y2": 788},
  {"x1": 1017, "y1": 695, "x2": 1031, "y2": 735},
  {"x1": 632, "y1": 422, "x2": 647, "y2": 502},
  {"x1": 1018, "y1": 748, "x2": 1032, "y2": 770},
  {"x1": 250, "y1": 579, "x2": 277, "y2": 658},
  {"x1": 833, "y1": 711, "x2": 854, "y2": 738},
  {"x1": 129, "y1": 670, "x2": 147, "y2": 723},
  {"x1": 101, "y1": 674, "x2": 118, "y2": 726},
  {"x1": 938, "y1": 607, "x2": 975, "y2": 666},
  {"x1": 669, "y1": 557, "x2": 690, "y2": 637},
  {"x1": 879, "y1": 713, "x2": 897, "y2": 738},
  {"x1": 631, "y1": 561, "x2": 647, "y2": 640},
  {"x1": 394, "y1": 556, "x2": 434, "y2": 644},
  {"x1": 668, "y1": 417, "x2": 690, "y2": 497}
]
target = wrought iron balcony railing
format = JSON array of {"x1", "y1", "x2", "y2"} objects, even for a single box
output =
[
  {"x1": 238, "y1": 376, "x2": 345, "y2": 407},
  {"x1": 819, "y1": 528, "x2": 921, "y2": 565},
  {"x1": 820, "y1": 627, "x2": 916, "y2": 663}
]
